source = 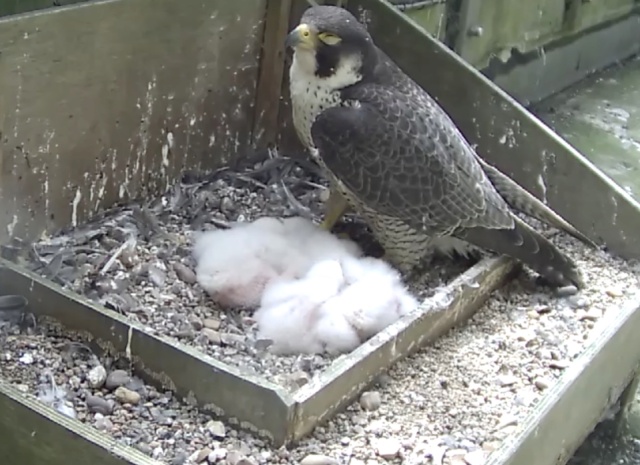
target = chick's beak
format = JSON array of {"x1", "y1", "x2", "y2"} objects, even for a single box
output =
[{"x1": 285, "y1": 23, "x2": 315, "y2": 50}]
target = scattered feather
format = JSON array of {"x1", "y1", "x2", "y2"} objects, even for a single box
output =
[{"x1": 37, "y1": 371, "x2": 76, "y2": 419}]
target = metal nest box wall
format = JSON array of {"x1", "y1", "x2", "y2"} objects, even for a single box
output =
[{"x1": 0, "y1": 0, "x2": 266, "y2": 244}]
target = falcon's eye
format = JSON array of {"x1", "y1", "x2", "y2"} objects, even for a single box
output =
[{"x1": 318, "y1": 32, "x2": 342, "y2": 45}]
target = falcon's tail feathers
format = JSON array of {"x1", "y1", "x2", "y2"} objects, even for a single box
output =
[
  {"x1": 461, "y1": 217, "x2": 584, "y2": 289},
  {"x1": 478, "y1": 159, "x2": 597, "y2": 248}
]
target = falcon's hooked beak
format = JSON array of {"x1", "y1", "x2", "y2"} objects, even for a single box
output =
[{"x1": 285, "y1": 23, "x2": 317, "y2": 50}]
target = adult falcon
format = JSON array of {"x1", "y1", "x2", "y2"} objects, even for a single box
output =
[{"x1": 285, "y1": 5, "x2": 593, "y2": 288}]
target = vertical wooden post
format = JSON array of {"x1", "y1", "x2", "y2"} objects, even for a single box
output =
[{"x1": 252, "y1": 0, "x2": 294, "y2": 149}]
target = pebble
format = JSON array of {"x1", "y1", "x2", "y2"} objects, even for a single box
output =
[
  {"x1": 114, "y1": 386, "x2": 141, "y2": 405},
  {"x1": 86, "y1": 395, "x2": 113, "y2": 415},
  {"x1": 606, "y1": 287, "x2": 624, "y2": 297},
  {"x1": 105, "y1": 370, "x2": 131, "y2": 390},
  {"x1": 18, "y1": 353, "x2": 33, "y2": 364},
  {"x1": 195, "y1": 448, "x2": 212, "y2": 463},
  {"x1": 87, "y1": 365, "x2": 107, "y2": 388},
  {"x1": 482, "y1": 441, "x2": 501, "y2": 453},
  {"x1": 236, "y1": 458, "x2": 258, "y2": 465},
  {"x1": 548, "y1": 360, "x2": 570, "y2": 369},
  {"x1": 225, "y1": 450, "x2": 244, "y2": 465},
  {"x1": 208, "y1": 448, "x2": 227, "y2": 462},
  {"x1": 359, "y1": 391, "x2": 382, "y2": 411},
  {"x1": 581, "y1": 308, "x2": 602, "y2": 321},
  {"x1": 202, "y1": 329, "x2": 222, "y2": 345},
  {"x1": 171, "y1": 453, "x2": 188, "y2": 465},
  {"x1": 494, "y1": 413, "x2": 518, "y2": 430},
  {"x1": 534, "y1": 377, "x2": 552, "y2": 391},
  {"x1": 300, "y1": 454, "x2": 339, "y2": 465},
  {"x1": 94, "y1": 416, "x2": 114, "y2": 431},
  {"x1": 203, "y1": 319, "x2": 221, "y2": 330},
  {"x1": 464, "y1": 449, "x2": 486, "y2": 465},
  {"x1": 567, "y1": 296, "x2": 589, "y2": 309},
  {"x1": 375, "y1": 438, "x2": 401, "y2": 459},
  {"x1": 173, "y1": 262, "x2": 197, "y2": 284},
  {"x1": 555, "y1": 285, "x2": 578, "y2": 297},
  {"x1": 205, "y1": 420, "x2": 226, "y2": 438},
  {"x1": 496, "y1": 374, "x2": 518, "y2": 387}
]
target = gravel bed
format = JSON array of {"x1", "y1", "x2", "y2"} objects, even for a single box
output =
[
  {"x1": 2, "y1": 157, "x2": 638, "y2": 464},
  {"x1": 12, "y1": 159, "x2": 462, "y2": 388},
  {"x1": 1, "y1": 232, "x2": 637, "y2": 464}
]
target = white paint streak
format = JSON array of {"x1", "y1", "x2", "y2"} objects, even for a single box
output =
[
  {"x1": 37, "y1": 129, "x2": 56, "y2": 217},
  {"x1": 13, "y1": 61, "x2": 25, "y2": 137},
  {"x1": 161, "y1": 144, "x2": 170, "y2": 167},
  {"x1": 6, "y1": 215, "x2": 18, "y2": 236},
  {"x1": 536, "y1": 174, "x2": 547, "y2": 204},
  {"x1": 71, "y1": 188, "x2": 82, "y2": 227}
]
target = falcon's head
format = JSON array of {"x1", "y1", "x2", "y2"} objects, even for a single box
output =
[{"x1": 285, "y1": 6, "x2": 377, "y2": 88}]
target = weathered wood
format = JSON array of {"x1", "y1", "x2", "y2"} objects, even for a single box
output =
[
  {"x1": 0, "y1": 380, "x2": 159, "y2": 465},
  {"x1": 486, "y1": 299, "x2": 640, "y2": 465},
  {"x1": 252, "y1": 0, "x2": 294, "y2": 149},
  {"x1": 0, "y1": 0, "x2": 265, "y2": 243},
  {"x1": 291, "y1": 257, "x2": 518, "y2": 442},
  {"x1": 346, "y1": 0, "x2": 640, "y2": 261},
  {"x1": 276, "y1": 0, "x2": 316, "y2": 155},
  {"x1": 0, "y1": 259, "x2": 297, "y2": 445}
]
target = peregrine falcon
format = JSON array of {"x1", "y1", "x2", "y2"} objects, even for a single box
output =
[{"x1": 285, "y1": 5, "x2": 593, "y2": 288}]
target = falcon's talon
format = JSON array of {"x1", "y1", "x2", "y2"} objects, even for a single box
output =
[{"x1": 320, "y1": 188, "x2": 350, "y2": 231}]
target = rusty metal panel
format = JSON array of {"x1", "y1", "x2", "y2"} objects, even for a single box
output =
[
  {"x1": 0, "y1": 0, "x2": 266, "y2": 244},
  {"x1": 0, "y1": 0, "x2": 89, "y2": 17},
  {"x1": 565, "y1": 0, "x2": 637, "y2": 33},
  {"x1": 391, "y1": 1, "x2": 449, "y2": 41},
  {"x1": 455, "y1": 0, "x2": 566, "y2": 68}
]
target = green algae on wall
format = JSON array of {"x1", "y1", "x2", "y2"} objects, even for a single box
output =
[{"x1": 533, "y1": 57, "x2": 640, "y2": 201}]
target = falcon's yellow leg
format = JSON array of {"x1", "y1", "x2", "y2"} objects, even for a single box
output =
[{"x1": 320, "y1": 188, "x2": 350, "y2": 231}]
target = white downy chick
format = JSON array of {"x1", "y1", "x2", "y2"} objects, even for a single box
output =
[
  {"x1": 279, "y1": 216, "x2": 362, "y2": 276},
  {"x1": 335, "y1": 256, "x2": 420, "y2": 340},
  {"x1": 314, "y1": 298, "x2": 363, "y2": 355},
  {"x1": 254, "y1": 260, "x2": 346, "y2": 355},
  {"x1": 193, "y1": 219, "x2": 296, "y2": 308}
]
